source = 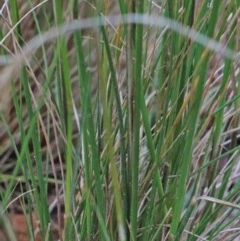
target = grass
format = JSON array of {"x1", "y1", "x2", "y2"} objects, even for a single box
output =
[{"x1": 0, "y1": 0, "x2": 240, "y2": 240}]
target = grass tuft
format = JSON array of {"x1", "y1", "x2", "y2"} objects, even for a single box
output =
[{"x1": 0, "y1": 0, "x2": 239, "y2": 240}]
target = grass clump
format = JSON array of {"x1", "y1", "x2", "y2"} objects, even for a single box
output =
[{"x1": 0, "y1": 0, "x2": 240, "y2": 240}]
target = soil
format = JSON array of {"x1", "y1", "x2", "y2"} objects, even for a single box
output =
[{"x1": 0, "y1": 213, "x2": 63, "y2": 241}]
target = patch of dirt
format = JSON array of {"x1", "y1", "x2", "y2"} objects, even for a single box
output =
[{"x1": 0, "y1": 213, "x2": 63, "y2": 241}]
